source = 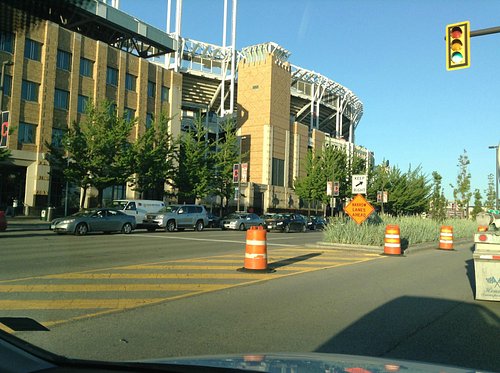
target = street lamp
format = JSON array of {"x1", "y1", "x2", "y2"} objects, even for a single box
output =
[
  {"x1": 237, "y1": 135, "x2": 247, "y2": 212},
  {"x1": 488, "y1": 144, "x2": 499, "y2": 210},
  {"x1": 0, "y1": 60, "x2": 13, "y2": 112}
]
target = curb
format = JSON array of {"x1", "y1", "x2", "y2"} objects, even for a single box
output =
[{"x1": 309, "y1": 238, "x2": 473, "y2": 255}]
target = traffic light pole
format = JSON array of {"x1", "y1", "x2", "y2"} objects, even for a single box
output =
[{"x1": 470, "y1": 26, "x2": 500, "y2": 38}]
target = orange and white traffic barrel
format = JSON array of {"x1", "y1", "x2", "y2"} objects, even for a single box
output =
[
  {"x1": 238, "y1": 226, "x2": 274, "y2": 273},
  {"x1": 438, "y1": 225, "x2": 454, "y2": 250},
  {"x1": 383, "y1": 224, "x2": 402, "y2": 255}
]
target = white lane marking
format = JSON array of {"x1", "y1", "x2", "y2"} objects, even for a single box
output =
[{"x1": 129, "y1": 234, "x2": 295, "y2": 247}]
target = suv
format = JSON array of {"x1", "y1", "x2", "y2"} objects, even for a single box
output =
[{"x1": 143, "y1": 204, "x2": 208, "y2": 232}]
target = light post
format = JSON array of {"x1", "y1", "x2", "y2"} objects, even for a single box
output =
[
  {"x1": 489, "y1": 144, "x2": 499, "y2": 210},
  {"x1": 0, "y1": 60, "x2": 13, "y2": 111},
  {"x1": 236, "y1": 135, "x2": 246, "y2": 212}
]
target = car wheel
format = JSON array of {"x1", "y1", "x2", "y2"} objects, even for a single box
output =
[
  {"x1": 74, "y1": 223, "x2": 88, "y2": 236},
  {"x1": 195, "y1": 220, "x2": 204, "y2": 231},
  {"x1": 122, "y1": 222, "x2": 133, "y2": 234},
  {"x1": 284, "y1": 224, "x2": 290, "y2": 233},
  {"x1": 165, "y1": 220, "x2": 176, "y2": 232},
  {"x1": 238, "y1": 223, "x2": 246, "y2": 231},
  {"x1": 147, "y1": 228, "x2": 156, "y2": 232}
]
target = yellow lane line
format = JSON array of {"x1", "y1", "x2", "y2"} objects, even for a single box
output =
[
  {"x1": 42, "y1": 273, "x2": 276, "y2": 280},
  {"x1": 0, "y1": 298, "x2": 165, "y2": 310},
  {"x1": 0, "y1": 283, "x2": 230, "y2": 292}
]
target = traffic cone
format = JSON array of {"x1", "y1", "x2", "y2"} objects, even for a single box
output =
[
  {"x1": 438, "y1": 225, "x2": 454, "y2": 250},
  {"x1": 383, "y1": 224, "x2": 403, "y2": 255},
  {"x1": 238, "y1": 226, "x2": 274, "y2": 273}
]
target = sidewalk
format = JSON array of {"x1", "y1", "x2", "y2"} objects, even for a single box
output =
[{"x1": 2, "y1": 215, "x2": 51, "y2": 231}]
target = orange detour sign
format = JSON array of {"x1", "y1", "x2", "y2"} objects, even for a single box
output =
[
  {"x1": 344, "y1": 194, "x2": 375, "y2": 225},
  {"x1": 238, "y1": 226, "x2": 275, "y2": 273}
]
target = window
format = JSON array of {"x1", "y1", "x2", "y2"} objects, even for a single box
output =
[
  {"x1": 0, "y1": 32, "x2": 13, "y2": 53},
  {"x1": 161, "y1": 86, "x2": 169, "y2": 101},
  {"x1": 51, "y1": 128, "x2": 65, "y2": 148},
  {"x1": 2, "y1": 75, "x2": 12, "y2": 97},
  {"x1": 106, "y1": 67, "x2": 118, "y2": 86},
  {"x1": 146, "y1": 113, "x2": 154, "y2": 129},
  {"x1": 80, "y1": 57, "x2": 93, "y2": 77},
  {"x1": 271, "y1": 157, "x2": 285, "y2": 186},
  {"x1": 77, "y1": 95, "x2": 89, "y2": 114},
  {"x1": 18, "y1": 122, "x2": 36, "y2": 144},
  {"x1": 125, "y1": 73, "x2": 136, "y2": 91},
  {"x1": 147, "y1": 81, "x2": 155, "y2": 98},
  {"x1": 56, "y1": 50, "x2": 72, "y2": 71},
  {"x1": 54, "y1": 89, "x2": 69, "y2": 110},
  {"x1": 21, "y1": 80, "x2": 39, "y2": 102},
  {"x1": 123, "y1": 107, "x2": 135, "y2": 122},
  {"x1": 24, "y1": 38, "x2": 42, "y2": 61}
]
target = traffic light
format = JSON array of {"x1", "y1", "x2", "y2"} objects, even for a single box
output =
[{"x1": 446, "y1": 21, "x2": 470, "y2": 70}]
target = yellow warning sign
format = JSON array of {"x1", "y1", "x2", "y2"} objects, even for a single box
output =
[{"x1": 344, "y1": 194, "x2": 375, "y2": 225}]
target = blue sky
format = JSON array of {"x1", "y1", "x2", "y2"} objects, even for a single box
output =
[{"x1": 119, "y1": 0, "x2": 500, "y2": 200}]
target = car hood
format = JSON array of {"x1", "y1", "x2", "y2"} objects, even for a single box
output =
[{"x1": 143, "y1": 352, "x2": 479, "y2": 372}]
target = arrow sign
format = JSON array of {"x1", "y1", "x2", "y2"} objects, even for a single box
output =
[{"x1": 352, "y1": 174, "x2": 367, "y2": 194}]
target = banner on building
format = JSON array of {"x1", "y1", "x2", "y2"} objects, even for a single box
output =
[{"x1": 0, "y1": 111, "x2": 9, "y2": 148}]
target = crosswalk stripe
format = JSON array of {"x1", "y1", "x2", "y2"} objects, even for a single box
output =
[
  {"x1": 43, "y1": 273, "x2": 275, "y2": 280},
  {"x1": 0, "y1": 283, "x2": 230, "y2": 292},
  {"x1": 0, "y1": 298, "x2": 165, "y2": 310}
]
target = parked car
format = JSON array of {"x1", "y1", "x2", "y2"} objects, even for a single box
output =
[
  {"x1": 221, "y1": 212, "x2": 264, "y2": 231},
  {"x1": 307, "y1": 216, "x2": 327, "y2": 231},
  {"x1": 143, "y1": 204, "x2": 208, "y2": 232},
  {"x1": 111, "y1": 199, "x2": 165, "y2": 228},
  {"x1": 265, "y1": 213, "x2": 307, "y2": 233},
  {"x1": 50, "y1": 208, "x2": 136, "y2": 236},
  {"x1": 206, "y1": 212, "x2": 221, "y2": 228}
]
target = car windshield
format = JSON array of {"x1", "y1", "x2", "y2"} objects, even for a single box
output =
[
  {"x1": 157, "y1": 205, "x2": 179, "y2": 213},
  {"x1": 111, "y1": 200, "x2": 127, "y2": 209},
  {"x1": 2, "y1": 1, "x2": 498, "y2": 372}
]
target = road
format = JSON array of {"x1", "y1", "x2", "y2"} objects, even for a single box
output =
[{"x1": 1, "y1": 228, "x2": 499, "y2": 371}]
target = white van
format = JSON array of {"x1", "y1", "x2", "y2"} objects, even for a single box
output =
[{"x1": 111, "y1": 200, "x2": 165, "y2": 228}]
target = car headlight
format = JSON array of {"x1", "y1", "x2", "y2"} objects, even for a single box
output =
[
  {"x1": 277, "y1": 221, "x2": 283, "y2": 225},
  {"x1": 60, "y1": 219, "x2": 75, "y2": 224},
  {"x1": 155, "y1": 215, "x2": 164, "y2": 220}
]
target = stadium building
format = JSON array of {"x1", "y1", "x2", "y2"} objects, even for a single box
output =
[{"x1": 0, "y1": 0, "x2": 372, "y2": 216}]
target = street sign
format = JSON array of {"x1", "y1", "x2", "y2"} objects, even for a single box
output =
[
  {"x1": 0, "y1": 111, "x2": 9, "y2": 148},
  {"x1": 326, "y1": 181, "x2": 333, "y2": 196},
  {"x1": 333, "y1": 181, "x2": 340, "y2": 196},
  {"x1": 232, "y1": 164, "x2": 239, "y2": 183},
  {"x1": 344, "y1": 194, "x2": 375, "y2": 225},
  {"x1": 352, "y1": 174, "x2": 367, "y2": 194},
  {"x1": 241, "y1": 162, "x2": 248, "y2": 183}
]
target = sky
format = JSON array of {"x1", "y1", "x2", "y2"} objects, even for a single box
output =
[{"x1": 119, "y1": 0, "x2": 500, "y2": 200}]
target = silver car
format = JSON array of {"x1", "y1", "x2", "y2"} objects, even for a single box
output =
[
  {"x1": 143, "y1": 204, "x2": 209, "y2": 232},
  {"x1": 50, "y1": 208, "x2": 136, "y2": 236},
  {"x1": 221, "y1": 212, "x2": 264, "y2": 231}
]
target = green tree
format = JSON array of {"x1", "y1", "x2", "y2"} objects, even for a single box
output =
[
  {"x1": 429, "y1": 171, "x2": 447, "y2": 222},
  {"x1": 471, "y1": 189, "x2": 483, "y2": 219},
  {"x1": 48, "y1": 100, "x2": 135, "y2": 207},
  {"x1": 129, "y1": 113, "x2": 177, "y2": 199},
  {"x1": 0, "y1": 147, "x2": 10, "y2": 162},
  {"x1": 294, "y1": 149, "x2": 324, "y2": 215},
  {"x1": 450, "y1": 149, "x2": 472, "y2": 218},
  {"x1": 484, "y1": 173, "x2": 496, "y2": 209},
  {"x1": 173, "y1": 116, "x2": 212, "y2": 203},
  {"x1": 211, "y1": 119, "x2": 240, "y2": 214}
]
